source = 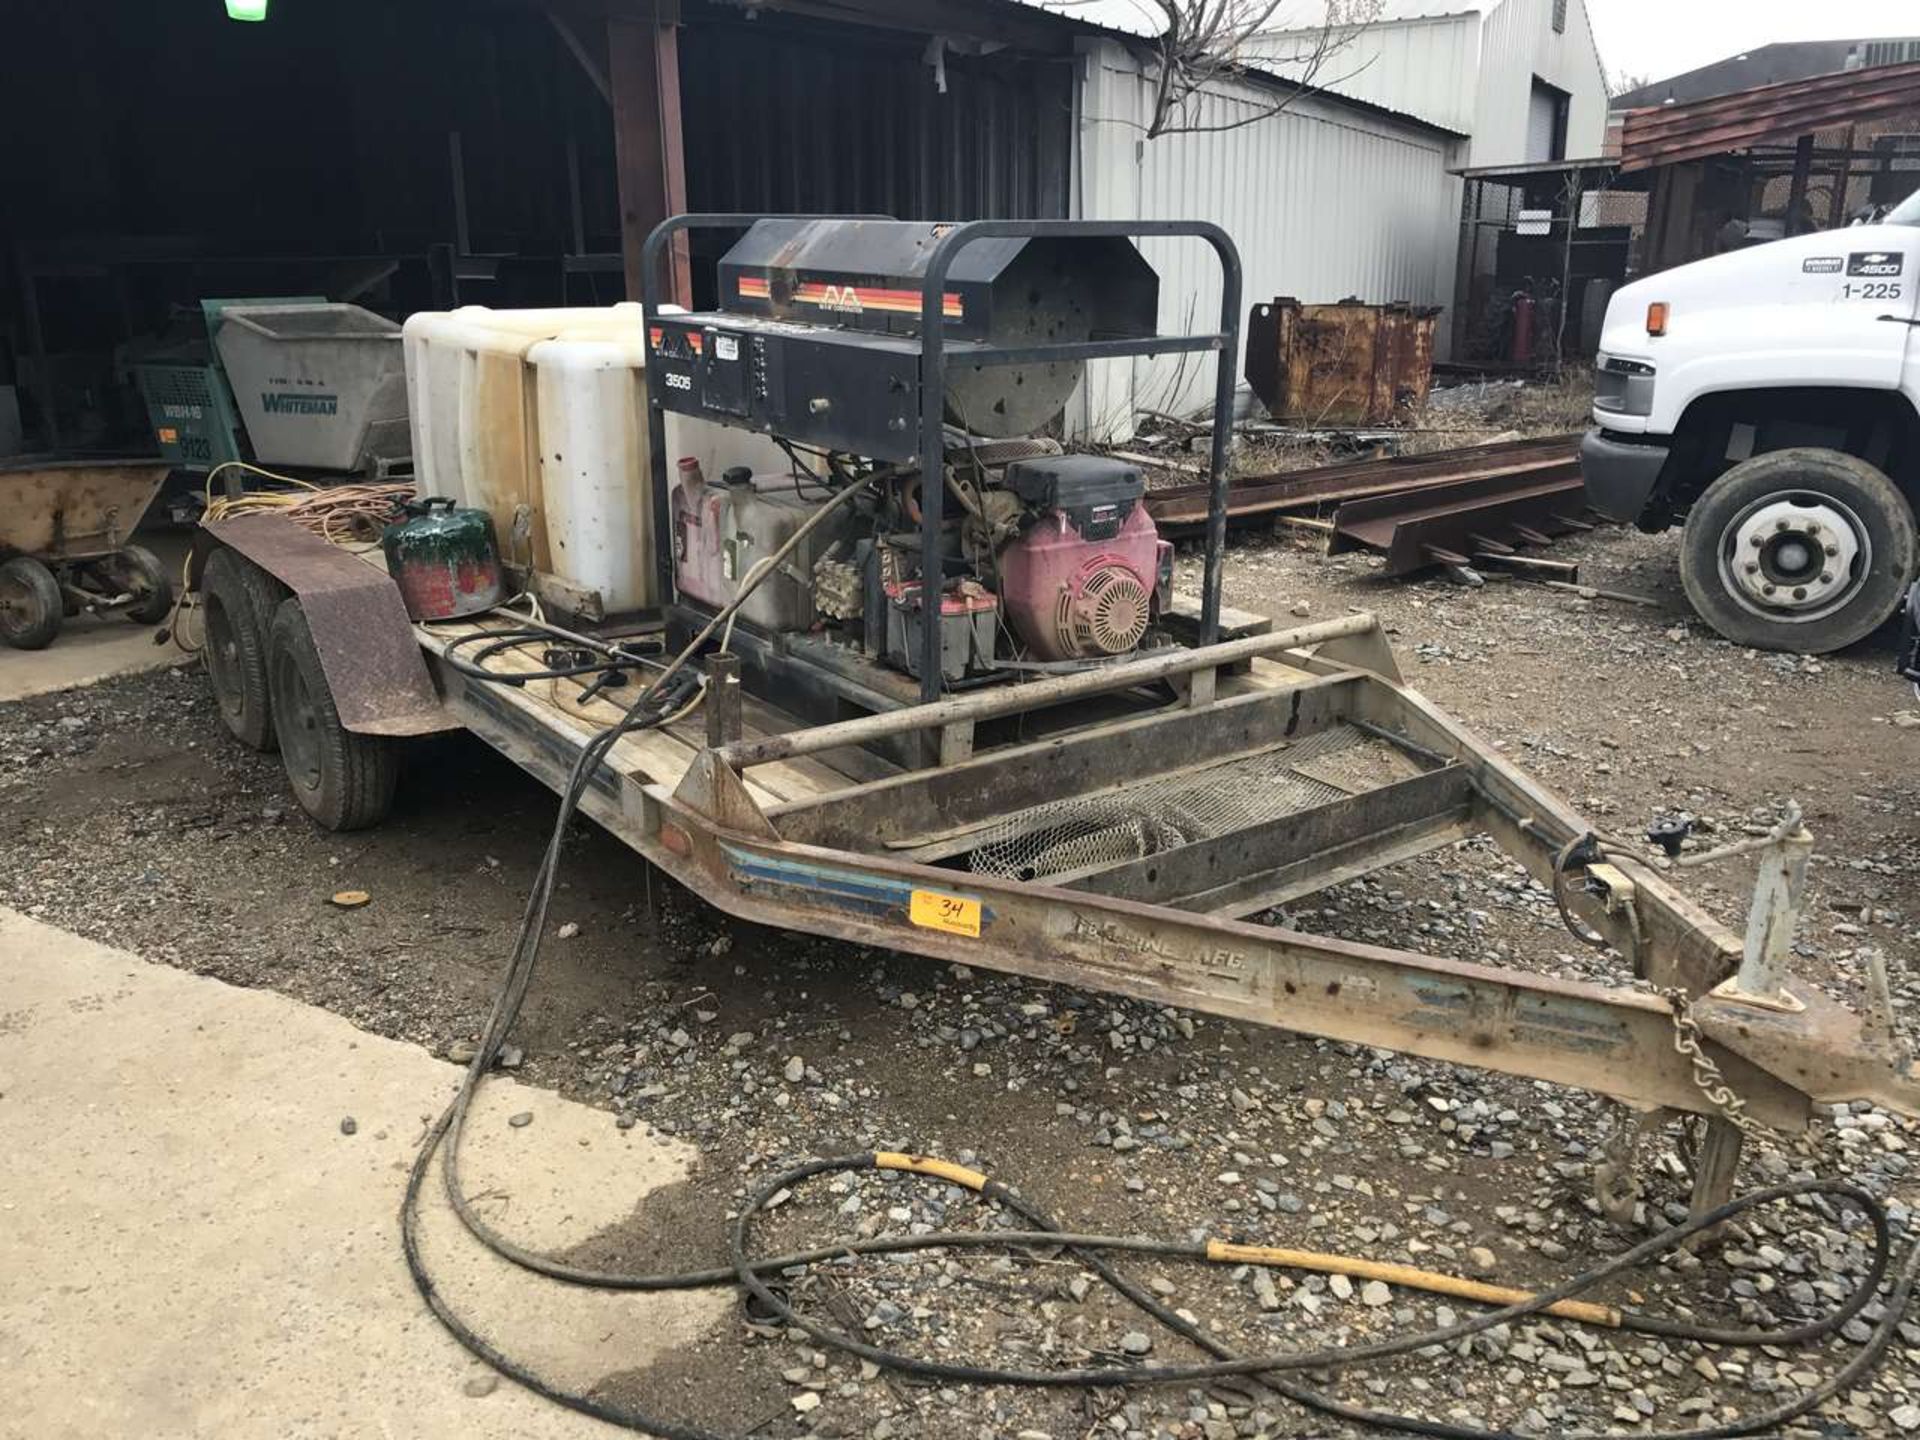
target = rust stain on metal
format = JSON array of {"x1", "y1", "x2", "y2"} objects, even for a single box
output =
[
  {"x1": 0, "y1": 460, "x2": 173, "y2": 561},
  {"x1": 1244, "y1": 299, "x2": 1440, "y2": 427},
  {"x1": 1148, "y1": 436, "x2": 1581, "y2": 532},
  {"x1": 1619, "y1": 61, "x2": 1920, "y2": 172},
  {"x1": 1327, "y1": 468, "x2": 1594, "y2": 576},
  {"x1": 208, "y1": 513, "x2": 457, "y2": 738}
]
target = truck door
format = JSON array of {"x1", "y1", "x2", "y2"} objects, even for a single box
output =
[
  {"x1": 1813, "y1": 232, "x2": 1920, "y2": 387},
  {"x1": 1885, "y1": 240, "x2": 1920, "y2": 409}
]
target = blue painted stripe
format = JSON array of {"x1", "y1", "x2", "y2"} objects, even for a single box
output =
[{"x1": 720, "y1": 844, "x2": 993, "y2": 929}]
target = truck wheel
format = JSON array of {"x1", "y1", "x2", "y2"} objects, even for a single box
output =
[
  {"x1": 0, "y1": 557, "x2": 64, "y2": 650},
  {"x1": 202, "y1": 549, "x2": 280, "y2": 751},
  {"x1": 1679, "y1": 448, "x2": 1917, "y2": 654},
  {"x1": 266, "y1": 597, "x2": 397, "y2": 832}
]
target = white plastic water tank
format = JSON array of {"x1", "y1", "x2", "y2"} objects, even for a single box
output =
[
  {"x1": 403, "y1": 304, "x2": 790, "y2": 616},
  {"x1": 404, "y1": 305, "x2": 650, "y2": 612}
]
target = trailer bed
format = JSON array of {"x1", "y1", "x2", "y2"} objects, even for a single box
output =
[
  {"x1": 197, "y1": 514, "x2": 1920, "y2": 1224},
  {"x1": 414, "y1": 612, "x2": 1321, "y2": 806}
]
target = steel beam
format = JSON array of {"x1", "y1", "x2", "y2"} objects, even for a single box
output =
[{"x1": 609, "y1": 12, "x2": 688, "y2": 306}]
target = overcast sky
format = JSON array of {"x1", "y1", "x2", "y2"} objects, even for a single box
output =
[{"x1": 1586, "y1": 0, "x2": 1920, "y2": 89}]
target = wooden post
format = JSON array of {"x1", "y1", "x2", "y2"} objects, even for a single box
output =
[
  {"x1": 1186, "y1": 665, "x2": 1217, "y2": 710},
  {"x1": 938, "y1": 720, "x2": 976, "y2": 767},
  {"x1": 609, "y1": 2, "x2": 689, "y2": 307},
  {"x1": 1785, "y1": 134, "x2": 1815, "y2": 237},
  {"x1": 705, "y1": 653, "x2": 742, "y2": 750},
  {"x1": 1829, "y1": 125, "x2": 1856, "y2": 231}
]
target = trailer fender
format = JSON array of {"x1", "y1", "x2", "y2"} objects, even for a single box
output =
[{"x1": 199, "y1": 513, "x2": 457, "y2": 737}]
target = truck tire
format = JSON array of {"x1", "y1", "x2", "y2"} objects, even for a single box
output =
[
  {"x1": 0, "y1": 557, "x2": 64, "y2": 650},
  {"x1": 1679, "y1": 448, "x2": 1917, "y2": 654},
  {"x1": 266, "y1": 597, "x2": 397, "y2": 832},
  {"x1": 201, "y1": 549, "x2": 282, "y2": 751}
]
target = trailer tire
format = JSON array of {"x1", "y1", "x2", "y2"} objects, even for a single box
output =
[
  {"x1": 111, "y1": 544, "x2": 175, "y2": 625},
  {"x1": 0, "y1": 557, "x2": 64, "y2": 650},
  {"x1": 202, "y1": 549, "x2": 280, "y2": 750},
  {"x1": 266, "y1": 597, "x2": 397, "y2": 832},
  {"x1": 1680, "y1": 448, "x2": 1917, "y2": 654}
]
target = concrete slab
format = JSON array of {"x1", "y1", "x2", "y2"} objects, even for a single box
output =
[
  {"x1": 0, "y1": 622, "x2": 190, "y2": 702},
  {"x1": 0, "y1": 530, "x2": 193, "y2": 702},
  {"x1": 0, "y1": 908, "x2": 725, "y2": 1439}
]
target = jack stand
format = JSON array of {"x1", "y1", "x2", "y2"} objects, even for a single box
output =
[
  {"x1": 1683, "y1": 1116, "x2": 1745, "y2": 1250},
  {"x1": 1680, "y1": 802, "x2": 1813, "y2": 1013}
]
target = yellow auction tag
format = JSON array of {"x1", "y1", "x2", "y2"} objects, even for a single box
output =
[{"x1": 909, "y1": 888, "x2": 982, "y2": 938}]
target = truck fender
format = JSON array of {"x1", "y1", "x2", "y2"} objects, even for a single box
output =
[{"x1": 195, "y1": 513, "x2": 457, "y2": 738}]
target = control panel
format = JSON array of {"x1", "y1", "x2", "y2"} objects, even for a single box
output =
[{"x1": 648, "y1": 315, "x2": 924, "y2": 461}]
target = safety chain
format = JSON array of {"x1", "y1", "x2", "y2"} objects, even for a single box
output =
[{"x1": 1657, "y1": 986, "x2": 1763, "y2": 1135}]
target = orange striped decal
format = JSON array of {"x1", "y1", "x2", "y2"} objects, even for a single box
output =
[
  {"x1": 793, "y1": 282, "x2": 964, "y2": 318},
  {"x1": 648, "y1": 326, "x2": 701, "y2": 354},
  {"x1": 734, "y1": 273, "x2": 962, "y2": 319}
]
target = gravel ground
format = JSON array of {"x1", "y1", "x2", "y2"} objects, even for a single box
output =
[{"x1": 4, "y1": 518, "x2": 1919, "y2": 1439}]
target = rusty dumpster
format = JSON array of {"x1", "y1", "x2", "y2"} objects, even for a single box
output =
[{"x1": 1245, "y1": 298, "x2": 1440, "y2": 426}]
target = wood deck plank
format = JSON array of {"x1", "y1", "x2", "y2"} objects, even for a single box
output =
[{"x1": 415, "y1": 619, "x2": 787, "y2": 804}]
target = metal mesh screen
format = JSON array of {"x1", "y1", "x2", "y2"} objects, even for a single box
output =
[
  {"x1": 137, "y1": 365, "x2": 215, "y2": 409},
  {"x1": 963, "y1": 724, "x2": 1422, "y2": 883}
]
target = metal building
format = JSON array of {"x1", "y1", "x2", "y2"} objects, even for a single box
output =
[
  {"x1": 1070, "y1": 32, "x2": 1465, "y2": 432},
  {"x1": 997, "y1": 0, "x2": 1610, "y2": 428},
  {"x1": 3, "y1": 0, "x2": 1605, "y2": 454},
  {"x1": 1251, "y1": 0, "x2": 1611, "y2": 168}
]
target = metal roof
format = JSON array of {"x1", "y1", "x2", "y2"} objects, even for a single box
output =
[
  {"x1": 1618, "y1": 60, "x2": 1920, "y2": 172},
  {"x1": 1002, "y1": 0, "x2": 1484, "y2": 41},
  {"x1": 1255, "y1": 0, "x2": 1489, "y2": 29},
  {"x1": 1609, "y1": 39, "x2": 1918, "y2": 111}
]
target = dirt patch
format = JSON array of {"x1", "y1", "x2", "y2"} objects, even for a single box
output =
[{"x1": 4, "y1": 517, "x2": 1918, "y2": 1438}]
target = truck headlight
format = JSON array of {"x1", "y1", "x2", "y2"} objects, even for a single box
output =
[{"x1": 1594, "y1": 357, "x2": 1657, "y2": 417}]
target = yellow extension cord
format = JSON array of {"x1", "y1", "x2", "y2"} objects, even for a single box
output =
[{"x1": 874, "y1": 1151, "x2": 1621, "y2": 1329}]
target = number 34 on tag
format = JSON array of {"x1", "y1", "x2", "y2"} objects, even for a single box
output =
[{"x1": 909, "y1": 888, "x2": 983, "y2": 938}]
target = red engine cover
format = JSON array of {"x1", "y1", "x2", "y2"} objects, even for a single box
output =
[{"x1": 996, "y1": 505, "x2": 1171, "y2": 661}]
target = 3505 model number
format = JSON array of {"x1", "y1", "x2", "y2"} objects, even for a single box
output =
[{"x1": 1843, "y1": 282, "x2": 1904, "y2": 301}]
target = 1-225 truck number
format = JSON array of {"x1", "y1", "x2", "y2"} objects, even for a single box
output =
[{"x1": 1843, "y1": 282, "x2": 1904, "y2": 301}]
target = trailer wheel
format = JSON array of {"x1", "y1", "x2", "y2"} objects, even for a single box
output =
[
  {"x1": 266, "y1": 597, "x2": 397, "y2": 832},
  {"x1": 1680, "y1": 448, "x2": 1917, "y2": 654},
  {"x1": 201, "y1": 549, "x2": 281, "y2": 750},
  {"x1": 0, "y1": 557, "x2": 63, "y2": 650},
  {"x1": 106, "y1": 544, "x2": 175, "y2": 625}
]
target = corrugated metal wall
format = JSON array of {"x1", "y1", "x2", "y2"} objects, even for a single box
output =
[
  {"x1": 1471, "y1": 0, "x2": 1608, "y2": 167},
  {"x1": 1075, "y1": 41, "x2": 1464, "y2": 436},
  {"x1": 1248, "y1": 15, "x2": 1482, "y2": 136},
  {"x1": 679, "y1": 20, "x2": 1073, "y2": 222},
  {"x1": 1256, "y1": 1, "x2": 1609, "y2": 170}
]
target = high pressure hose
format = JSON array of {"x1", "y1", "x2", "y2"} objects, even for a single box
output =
[{"x1": 402, "y1": 467, "x2": 1917, "y2": 1440}]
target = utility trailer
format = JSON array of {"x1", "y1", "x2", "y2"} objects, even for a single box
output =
[{"x1": 190, "y1": 215, "x2": 1920, "y2": 1225}]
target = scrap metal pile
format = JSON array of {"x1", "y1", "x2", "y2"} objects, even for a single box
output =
[{"x1": 1145, "y1": 434, "x2": 1593, "y2": 579}]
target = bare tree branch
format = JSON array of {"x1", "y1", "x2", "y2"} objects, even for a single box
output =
[{"x1": 1096, "y1": 0, "x2": 1386, "y2": 140}]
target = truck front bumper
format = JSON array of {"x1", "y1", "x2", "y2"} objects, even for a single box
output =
[{"x1": 1580, "y1": 429, "x2": 1672, "y2": 526}]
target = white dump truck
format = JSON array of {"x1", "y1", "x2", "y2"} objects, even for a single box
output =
[{"x1": 1581, "y1": 187, "x2": 1920, "y2": 653}]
